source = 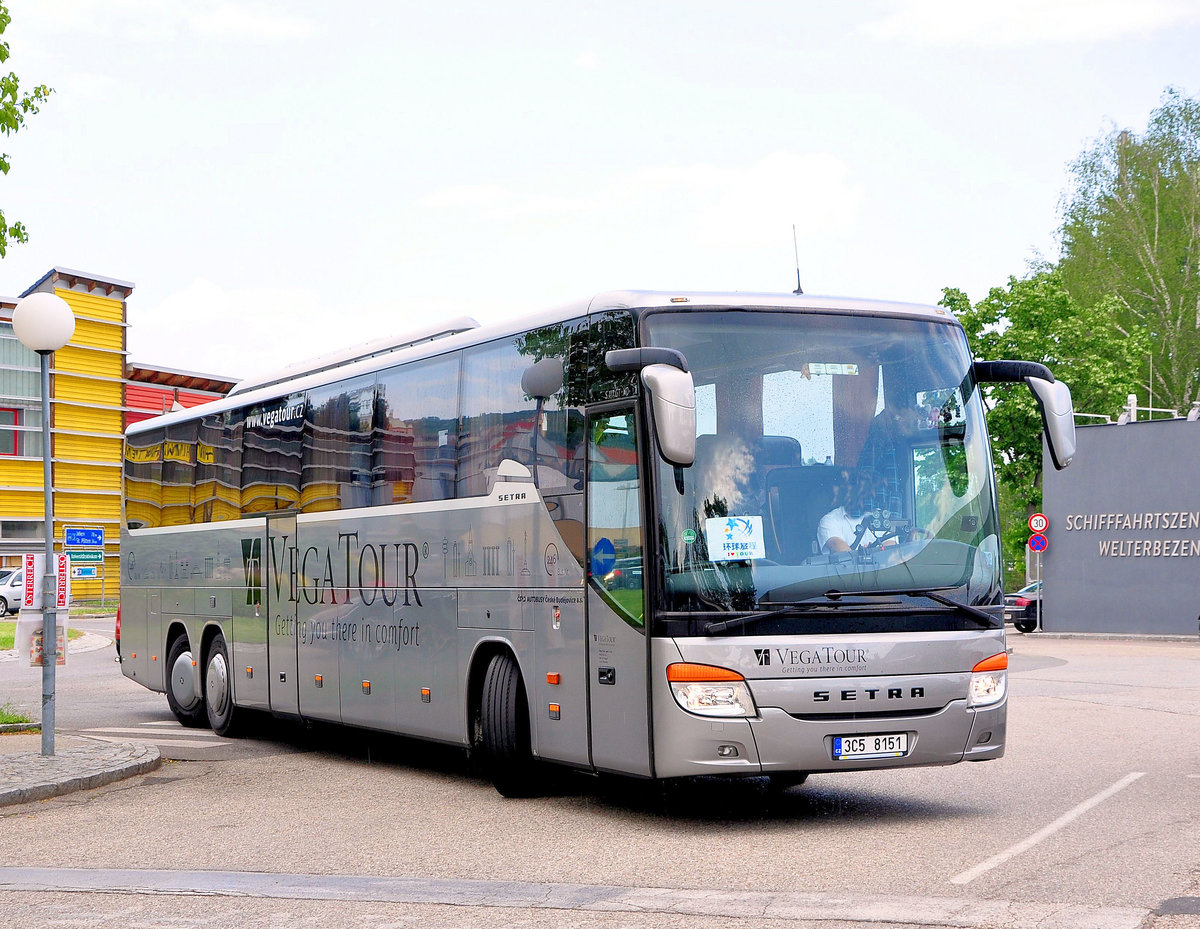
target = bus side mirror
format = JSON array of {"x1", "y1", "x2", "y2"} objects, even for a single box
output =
[
  {"x1": 972, "y1": 360, "x2": 1076, "y2": 471},
  {"x1": 641, "y1": 364, "x2": 696, "y2": 467},
  {"x1": 604, "y1": 348, "x2": 695, "y2": 467},
  {"x1": 1027, "y1": 376, "x2": 1076, "y2": 470}
]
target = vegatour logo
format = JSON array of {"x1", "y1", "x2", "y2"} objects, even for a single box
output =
[
  {"x1": 754, "y1": 648, "x2": 771, "y2": 666},
  {"x1": 240, "y1": 532, "x2": 423, "y2": 608}
]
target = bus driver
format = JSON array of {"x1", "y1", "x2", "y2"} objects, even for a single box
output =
[{"x1": 817, "y1": 468, "x2": 883, "y2": 554}]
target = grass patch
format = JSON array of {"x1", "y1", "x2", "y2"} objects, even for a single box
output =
[
  {"x1": 0, "y1": 621, "x2": 84, "y2": 650},
  {"x1": 0, "y1": 702, "x2": 33, "y2": 725},
  {"x1": 70, "y1": 599, "x2": 118, "y2": 617}
]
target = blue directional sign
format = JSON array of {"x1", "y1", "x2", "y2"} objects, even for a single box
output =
[
  {"x1": 1028, "y1": 533, "x2": 1048, "y2": 553},
  {"x1": 64, "y1": 526, "x2": 105, "y2": 547},
  {"x1": 591, "y1": 537, "x2": 616, "y2": 578}
]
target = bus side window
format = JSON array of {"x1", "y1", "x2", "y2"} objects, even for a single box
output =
[
  {"x1": 303, "y1": 375, "x2": 374, "y2": 512},
  {"x1": 458, "y1": 323, "x2": 585, "y2": 499},
  {"x1": 124, "y1": 426, "x2": 165, "y2": 529},
  {"x1": 588, "y1": 411, "x2": 644, "y2": 627},
  {"x1": 376, "y1": 352, "x2": 462, "y2": 505},
  {"x1": 162, "y1": 419, "x2": 198, "y2": 526},
  {"x1": 241, "y1": 393, "x2": 305, "y2": 515}
]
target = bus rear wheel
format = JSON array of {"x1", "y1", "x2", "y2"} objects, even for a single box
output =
[
  {"x1": 165, "y1": 635, "x2": 206, "y2": 727},
  {"x1": 204, "y1": 634, "x2": 244, "y2": 737},
  {"x1": 478, "y1": 652, "x2": 539, "y2": 798}
]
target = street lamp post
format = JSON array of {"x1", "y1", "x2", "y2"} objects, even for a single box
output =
[{"x1": 12, "y1": 292, "x2": 75, "y2": 757}]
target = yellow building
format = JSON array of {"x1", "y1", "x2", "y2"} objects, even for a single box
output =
[{"x1": 0, "y1": 268, "x2": 133, "y2": 599}]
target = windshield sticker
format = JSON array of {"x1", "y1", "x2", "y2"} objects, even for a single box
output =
[
  {"x1": 808, "y1": 363, "x2": 859, "y2": 376},
  {"x1": 705, "y1": 516, "x2": 766, "y2": 562},
  {"x1": 681, "y1": 528, "x2": 697, "y2": 545}
]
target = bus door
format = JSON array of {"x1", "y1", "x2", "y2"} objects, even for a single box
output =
[
  {"x1": 266, "y1": 513, "x2": 300, "y2": 716},
  {"x1": 586, "y1": 409, "x2": 651, "y2": 776}
]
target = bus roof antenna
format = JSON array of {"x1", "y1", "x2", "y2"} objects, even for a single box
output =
[{"x1": 792, "y1": 224, "x2": 804, "y2": 294}]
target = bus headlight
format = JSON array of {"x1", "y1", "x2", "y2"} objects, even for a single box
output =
[
  {"x1": 667, "y1": 662, "x2": 757, "y2": 718},
  {"x1": 968, "y1": 653, "x2": 1008, "y2": 707}
]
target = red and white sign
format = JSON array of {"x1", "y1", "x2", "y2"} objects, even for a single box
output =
[
  {"x1": 23, "y1": 552, "x2": 36, "y2": 607},
  {"x1": 56, "y1": 552, "x2": 69, "y2": 608},
  {"x1": 19, "y1": 552, "x2": 71, "y2": 610},
  {"x1": 1028, "y1": 513, "x2": 1049, "y2": 533}
]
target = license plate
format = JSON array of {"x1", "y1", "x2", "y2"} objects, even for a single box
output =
[{"x1": 833, "y1": 732, "x2": 908, "y2": 760}]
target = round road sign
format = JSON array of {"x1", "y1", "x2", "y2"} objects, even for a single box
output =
[
  {"x1": 1029, "y1": 513, "x2": 1049, "y2": 533},
  {"x1": 1028, "y1": 533, "x2": 1048, "y2": 553}
]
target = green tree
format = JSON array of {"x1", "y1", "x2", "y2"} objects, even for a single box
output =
[
  {"x1": 941, "y1": 269, "x2": 1148, "y2": 585},
  {"x1": 1058, "y1": 87, "x2": 1200, "y2": 415},
  {"x1": 0, "y1": 2, "x2": 52, "y2": 258}
]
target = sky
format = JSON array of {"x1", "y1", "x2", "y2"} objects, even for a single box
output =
[{"x1": 1, "y1": 0, "x2": 1198, "y2": 381}]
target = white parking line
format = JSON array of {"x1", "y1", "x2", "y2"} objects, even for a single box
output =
[
  {"x1": 83, "y1": 734, "x2": 231, "y2": 747},
  {"x1": 950, "y1": 771, "x2": 1145, "y2": 885},
  {"x1": 80, "y1": 728, "x2": 229, "y2": 747},
  {"x1": 84, "y1": 727, "x2": 206, "y2": 736}
]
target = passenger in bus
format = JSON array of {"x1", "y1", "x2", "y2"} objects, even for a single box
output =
[{"x1": 857, "y1": 377, "x2": 922, "y2": 516}]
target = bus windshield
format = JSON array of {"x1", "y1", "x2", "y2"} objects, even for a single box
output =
[{"x1": 645, "y1": 309, "x2": 1001, "y2": 627}]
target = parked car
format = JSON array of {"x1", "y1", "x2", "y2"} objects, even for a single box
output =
[
  {"x1": 1004, "y1": 580, "x2": 1042, "y2": 633},
  {"x1": 0, "y1": 570, "x2": 24, "y2": 615},
  {"x1": 603, "y1": 557, "x2": 643, "y2": 590}
]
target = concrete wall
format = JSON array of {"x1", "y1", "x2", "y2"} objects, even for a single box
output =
[{"x1": 1042, "y1": 419, "x2": 1200, "y2": 635}]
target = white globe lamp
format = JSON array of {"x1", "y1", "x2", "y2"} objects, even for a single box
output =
[{"x1": 12, "y1": 291, "x2": 75, "y2": 353}]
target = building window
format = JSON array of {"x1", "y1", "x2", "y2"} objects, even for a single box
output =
[
  {"x1": 0, "y1": 408, "x2": 18, "y2": 455},
  {"x1": 0, "y1": 405, "x2": 41, "y2": 457},
  {"x1": 0, "y1": 520, "x2": 43, "y2": 539}
]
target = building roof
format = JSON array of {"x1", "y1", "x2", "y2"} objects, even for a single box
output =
[
  {"x1": 126, "y1": 363, "x2": 239, "y2": 395},
  {"x1": 20, "y1": 267, "x2": 136, "y2": 299}
]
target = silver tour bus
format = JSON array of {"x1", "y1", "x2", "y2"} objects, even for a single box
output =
[{"x1": 119, "y1": 292, "x2": 1075, "y2": 796}]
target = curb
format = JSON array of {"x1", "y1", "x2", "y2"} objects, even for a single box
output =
[
  {"x1": 0, "y1": 741, "x2": 162, "y2": 807},
  {"x1": 0, "y1": 723, "x2": 40, "y2": 734}
]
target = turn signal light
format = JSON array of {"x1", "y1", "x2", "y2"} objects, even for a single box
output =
[
  {"x1": 972, "y1": 653, "x2": 1008, "y2": 673},
  {"x1": 666, "y1": 662, "x2": 745, "y2": 683}
]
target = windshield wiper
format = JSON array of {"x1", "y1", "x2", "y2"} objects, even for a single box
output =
[
  {"x1": 825, "y1": 586, "x2": 998, "y2": 629},
  {"x1": 703, "y1": 587, "x2": 997, "y2": 635},
  {"x1": 704, "y1": 602, "x2": 833, "y2": 635}
]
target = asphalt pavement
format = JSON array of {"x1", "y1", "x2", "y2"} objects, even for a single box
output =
[{"x1": 0, "y1": 626, "x2": 1193, "y2": 811}]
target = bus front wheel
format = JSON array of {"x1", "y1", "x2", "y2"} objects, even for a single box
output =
[
  {"x1": 478, "y1": 652, "x2": 539, "y2": 798},
  {"x1": 204, "y1": 634, "x2": 244, "y2": 737}
]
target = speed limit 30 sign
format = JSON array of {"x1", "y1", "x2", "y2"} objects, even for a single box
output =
[{"x1": 1029, "y1": 513, "x2": 1049, "y2": 533}]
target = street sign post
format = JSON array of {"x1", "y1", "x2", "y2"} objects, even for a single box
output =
[
  {"x1": 68, "y1": 550, "x2": 104, "y2": 563},
  {"x1": 1027, "y1": 533, "x2": 1047, "y2": 632}
]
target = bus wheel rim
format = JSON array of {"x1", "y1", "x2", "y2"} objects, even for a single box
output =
[
  {"x1": 206, "y1": 651, "x2": 229, "y2": 712},
  {"x1": 170, "y1": 650, "x2": 200, "y2": 710}
]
